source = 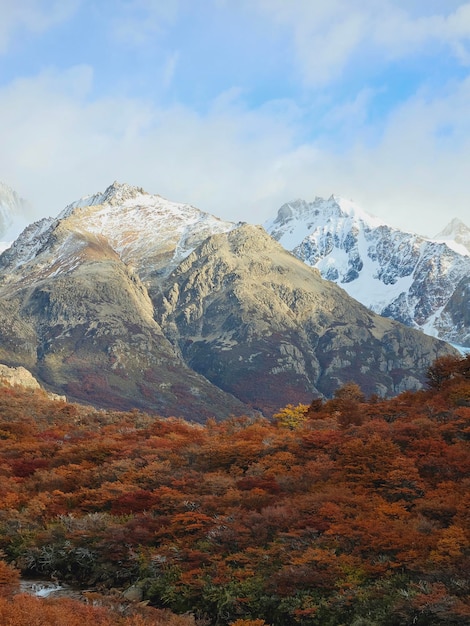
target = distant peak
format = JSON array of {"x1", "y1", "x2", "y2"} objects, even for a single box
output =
[
  {"x1": 434, "y1": 217, "x2": 470, "y2": 255},
  {"x1": 0, "y1": 182, "x2": 30, "y2": 243},
  {"x1": 0, "y1": 182, "x2": 27, "y2": 211},
  {"x1": 270, "y1": 194, "x2": 386, "y2": 229},
  {"x1": 436, "y1": 217, "x2": 469, "y2": 238}
]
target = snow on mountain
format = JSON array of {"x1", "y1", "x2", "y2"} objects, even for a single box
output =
[
  {"x1": 0, "y1": 183, "x2": 30, "y2": 253},
  {"x1": 0, "y1": 182, "x2": 460, "y2": 415},
  {"x1": 2, "y1": 182, "x2": 237, "y2": 283},
  {"x1": 264, "y1": 195, "x2": 470, "y2": 347},
  {"x1": 434, "y1": 218, "x2": 470, "y2": 255},
  {"x1": 58, "y1": 181, "x2": 237, "y2": 278},
  {"x1": 3, "y1": 181, "x2": 468, "y2": 350}
]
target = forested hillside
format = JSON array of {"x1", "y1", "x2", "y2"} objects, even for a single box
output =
[{"x1": 0, "y1": 355, "x2": 469, "y2": 625}]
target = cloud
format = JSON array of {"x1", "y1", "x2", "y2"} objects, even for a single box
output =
[
  {"x1": 0, "y1": 0, "x2": 79, "y2": 54},
  {"x1": 249, "y1": 0, "x2": 470, "y2": 86},
  {"x1": 161, "y1": 51, "x2": 180, "y2": 90},
  {"x1": 2, "y1": 40, "x2": 470, "y2": 238},
  {"x1": 0, "y1": 66, "x2": 299, "y2": 222},
  {"x1": 302, "y1": 74, "x2": 470, "y2": 235}
]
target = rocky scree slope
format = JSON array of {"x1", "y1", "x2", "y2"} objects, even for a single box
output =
[
  {"x1": 265, "y1": 196, "x2": 470, "y2": 348},
  {"x1": 0, "y1": 183, "x2": 458, "y2": 418}
]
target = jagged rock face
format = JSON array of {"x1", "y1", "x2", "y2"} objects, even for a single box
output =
[
  {"x1": 155, "y1": 224, "x2": 456, "y2": 414},
  {"x1": 439, "y1": 277, "x2": 470, "y2": 346},
  {"x1": 0, "y1": 183, "x2": 459, "y2": 419},
  {"x1": 265, "y1": 196, "x2": 470, "y2": 348}
]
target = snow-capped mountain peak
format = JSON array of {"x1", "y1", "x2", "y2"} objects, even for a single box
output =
[
  {"x1": 434, "y1": 217, "x2": 470, "y2": 255},
  {"x1": 2, "y1": 182, "x2": 236, "y2": 283},
  {"x1": 59, "y1": 181, "x2": 149, "y2": 218},
  {"x1": 328, "y1": 194, "x2": 386, "y2": 225},
  {"x1": 264, "y1": 195, "x2": 387, "y2": 251},
  {"x1": 265, "y1": 194, "x2": 470, "y2": 348},
  {"x1": 59, "y1": 182, "x2": 236, "y2": 275}
]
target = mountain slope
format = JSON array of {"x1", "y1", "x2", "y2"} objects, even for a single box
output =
[
  {"x1": 0, "y1": 183, "x2": 459, "y2": 418},
  {"x1": 155, "y1": 223, "x2": 456, "y2": 414},
  {"x1": 0, "y1": 212, "x2": 250, "y2": 421},
  {"x1": 264, "y1": 195, "x2": 470, "y2": 348},
  {"x1": 58, "y1": 181, "x2": 236, "y2": 280}
]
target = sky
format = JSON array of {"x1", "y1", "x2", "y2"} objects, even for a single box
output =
[{"x1": 1, "y1": 0, "x2": 470, "y2": 237}]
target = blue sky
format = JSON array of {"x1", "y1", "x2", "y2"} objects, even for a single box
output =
[{"x1": 1, "y1": 0, "x2": 470, "y2": 236}]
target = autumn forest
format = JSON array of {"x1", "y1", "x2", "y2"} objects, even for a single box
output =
[{"x1": 0, "y1": 354, "x2": 469, "y2": 625}]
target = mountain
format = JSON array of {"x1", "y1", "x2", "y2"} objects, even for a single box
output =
[
  {"x1": 264, "y1": 196, "x2": 470, "y2": 348},
  {"x1": 0, "y1": 183, "x2": 458, "y2": 418},
  {"x1": 435, "y1": 217, "x2": 470, "y2": 254},
  {"x1": 0, "y1": 182, "x2": 30, "y2": 252},
  {"x1": 154, "y1": 223, "x2": 457, "y2": 414},
  {"x1": 0, "y1": 185, "x2": 245, "y2": 421},
  {"x1": 56, "y1": 181, "x2": 237, "y2": 280}
]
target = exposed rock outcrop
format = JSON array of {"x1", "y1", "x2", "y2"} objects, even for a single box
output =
[{"x1": 0, "y1": 363, "x2": 65, "y2": 401}]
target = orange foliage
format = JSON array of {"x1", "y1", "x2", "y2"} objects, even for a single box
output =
[
  {"x1": 0, "y1": 594, "x2": 195, "y2": 625},
  {"x1": 0, "y1": 356, "x2": 469, "y2": 624}
]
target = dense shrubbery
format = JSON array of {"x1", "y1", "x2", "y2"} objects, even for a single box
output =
[{"x1": 0, "y1": 355, "x2": 468, "y2": 624}]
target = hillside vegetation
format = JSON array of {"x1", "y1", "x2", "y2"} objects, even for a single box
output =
[{"x1": 0, "y1": 354, "x2": 469, "y2": 625}]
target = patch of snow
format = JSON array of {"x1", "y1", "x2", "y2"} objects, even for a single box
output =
[
  {"x1": 0, "y1": 217, "x2": 56, "y2": 270},
  {"x1": 432, "y1": 238, "x2": 470, "y2": 257},
  {"x1": 451, "y1": 344, "x2": 470, "y2": 355}
]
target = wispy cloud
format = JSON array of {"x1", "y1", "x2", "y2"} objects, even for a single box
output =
[
  {"x1": 251, "y1": 1, "x2": 470, "y2": 86},
  {"x1": 1, "y1": 0, "x2": 470, "y2": 237},
  {"x1": 0, "y1": 0, "x2": 79, "y2": 53}
]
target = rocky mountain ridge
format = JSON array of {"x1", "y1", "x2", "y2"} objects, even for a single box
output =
[
  {"x1": 154, "y1": 223, "x2": 455, "y2": 413},
  {"x1": 0, "y1": 182, "x2": 459, "y2": 419},
  {"x1": 265, "y1": 195, "x2": 470, "y2": 348}
]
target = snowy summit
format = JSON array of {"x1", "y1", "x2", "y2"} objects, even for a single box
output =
[{"x1": 265, "y1": 194, "x2": 470, "y2": 347}]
